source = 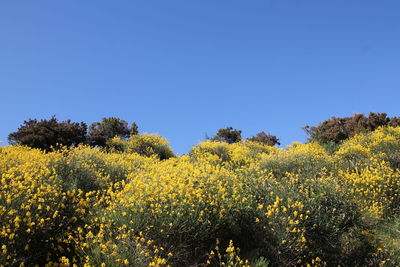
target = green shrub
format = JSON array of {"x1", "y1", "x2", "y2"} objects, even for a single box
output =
[
  {"x1": 304, "y1": 112, "x2": 395, "y2": 144},
  {"x1": 260, "y1": 142, "x2": 332, "y2": 179},
  {"x1": 211, "y1": 127, "x2": 242, "y2": 144},
  {"x1": 189, "y1": 141, "x2": 232, "y2": 162},
  {"x1": 250, "y1": 174, "x2": 372, "y2": 266},
  {"x1": 108, "y1": 134, "x2": 174, "y2": 160},
  {"x1": 370, "y1": 216, "x2": 400, "y2": 266}
]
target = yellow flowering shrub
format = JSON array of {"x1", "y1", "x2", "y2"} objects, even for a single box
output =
[
  {"x1": 339, "y1": 159, "x2": 400, "y2": 219},
  {"x1": 0, "y1": 146, "x2": 90, "y2": 266},
  {"x1": 2, "y1": 127, "x2": 400, "y2": 266},
  {"x1": 335, "y1": 126, "x2": 400, "y2": 169},
  {"x1": 189, "y1": 140, "x2": 276, "y2": 167},
  {"x1": 107, "y1": 134, "x2": 174, "y2": 160},
  {"x1": 260, "y1": 142, "x2": 332, "y2": 178},
  {"x1": 51, "y1": 145, "x2": 155, "y2": 191}
]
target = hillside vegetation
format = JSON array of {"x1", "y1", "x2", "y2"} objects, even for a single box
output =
[{"x1": 1, "y1": 126, "x2": 400, "y2": 266}]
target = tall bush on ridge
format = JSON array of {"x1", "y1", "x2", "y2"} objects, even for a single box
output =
[
  {"x1": 8, "y1": 116, "x2": 87, "y2": 152},
  {"x1": 248, "y1": 131, "x2": 280, "y2": 146},
  {"x1": 88, "y1": 117, "x2": 138, "y2": 147},
  {"x1": 211, "y1": 127, "x2": 242, "y2": 144},
  {"x1": 304, "y1": 112, "x2": 400, "y2": 144}
]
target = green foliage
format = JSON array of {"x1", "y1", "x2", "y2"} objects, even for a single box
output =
[
  {"x1": 371, "y1": 216, "x2": 400, "y2": 265},
  {"x1": 50, "y1": 146, "x2": 154, "y2": 192},
  {"x1": 89, "y1": 117, "x2": 138, "y2": 147},
  {"x1": 251, "y1": 257, "x2": 269, "y2": 267},
  {"x1": 8, "y1": 116, "x2": 87, "y2": 152},
  {"x1": 319, "y1": 140, "x2": 340, "y2": 154},
  {"x1": 106, "y1": 134, "x2": 175, "y2": 160},
  {"x1": 248, "y1": 173, "x2": 369, "y2": 266},
  {"x1": 189, "y1": 141, "x2": 232, "y2": 162},
  {"x1": 211, "y1": 127, "x2": 242, "y2": 144}
]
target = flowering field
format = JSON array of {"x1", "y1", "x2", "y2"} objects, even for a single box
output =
[{"x1": 1, "y1": 128, "x2": 400, "y2": 266}]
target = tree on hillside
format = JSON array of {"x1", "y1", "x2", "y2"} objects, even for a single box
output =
[
  {"x1": 88, "y1": 117, "x2": 138, "y2": 147},
  {"x1": 211, "y1": 127, "x2": 242, "y2": 144},
  {"x1": 8, "y1": 116, "x2": 87, "y2": 151},
  {"x1": 304, "y1": 112, "x2": 400, "y2": 144},
  {"x1": 248, "y1": 131, "x2": 280, "y2": 146},
  {"x1": 389, "y1": 117, "x2": 400, "y2": 127}
]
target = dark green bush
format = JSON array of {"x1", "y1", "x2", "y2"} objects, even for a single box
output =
[
  {"x1": 8, "y1": 116, "x2": 87, "y2": 152},
  {"x1": 305, "y1": 112, "x2": 400, "y2": 144},
  {"x1": 211, "y1": 127, "x2": 242, "y2": 144}
]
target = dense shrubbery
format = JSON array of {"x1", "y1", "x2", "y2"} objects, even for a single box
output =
[
  {"x1": 305, "y1": 112, "x2": 400, "y2": 144},
  {"x1": 260, "y1": 142, "x2": 332, "y2": 179},
  {"x1": 8, "y1": 116, "x2": 87, "y2": 152},
  {"x1": 106, "y1": 134, "x2": 175, "y2": 160},
  {"x1": 8, "y1": 116, "x2": 140, "y2": 151},
  {"x1": 1, "y1": 126, "x2": 400, "y2": 266},
  {"x1": 209, "y1": 128, "x2": 280, "y2": 147}
]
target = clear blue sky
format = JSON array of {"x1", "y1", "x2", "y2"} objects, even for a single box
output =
[{"x1": 1, "y1": 1, "x2": 399, "y2": 154}]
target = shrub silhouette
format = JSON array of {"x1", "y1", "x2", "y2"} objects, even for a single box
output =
[
  {"x1": 305, "y1": 112, "x2": 400, "y2": 144},
  {"x1": 211, "y1": 127, "x2": 242, "y2": 144},
  {"x1": 8, "y1": 116, "x2": 87, "y2": 152}
]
